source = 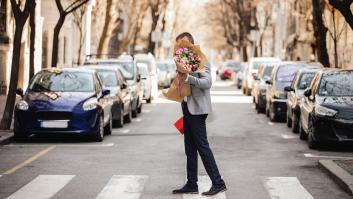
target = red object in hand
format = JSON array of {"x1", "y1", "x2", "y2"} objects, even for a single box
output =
[{"x1": 174, "y1": 117, "x2": 184, "y2": 135}]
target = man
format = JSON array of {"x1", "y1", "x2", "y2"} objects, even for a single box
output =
[{"x1": 172, "y1": 32, "x2": 227, "y2": 196}]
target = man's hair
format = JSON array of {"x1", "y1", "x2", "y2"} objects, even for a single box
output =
[{"x1": 176, "y1": 32, "x2": 194, "y2": 44}]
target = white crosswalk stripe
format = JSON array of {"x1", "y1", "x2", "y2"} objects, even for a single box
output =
[
  {"x1": 264, "y1": 177, "x2": 314, "y2": 199},
  {"x1": 183, "y1": 176, "x2": 226, "y2": 199},
  {"x1": 96, "y1": 175, "x2": 148, "y2": 199},
  {"x1": 6, "y1": 175, "x2": 74, "y2": 199}
]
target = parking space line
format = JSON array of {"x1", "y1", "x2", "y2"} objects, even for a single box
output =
[
  {"x1": 3, "y1": 145, "x2": 56, "y2": 175},
  {"x1": 281, "y1": 134, "x2": 297, "y2": 139},
  {"x1": 264, "y1": 177, "x2": 313, "y2": 199},
  {"x1": 142, "y1": 109, "x2": 151, "y2": 113},
  {"x1": 183, "y1": 176, "x2": 226, "y2": 199},
  {"x1": 113, "y1": 129, "x2": 130, "y2": 134},
  {"x1": 268, "y1": 122, "x2": 274, "y2": 126},
  {"x1": 304, "y1": 153, "x2": 353, "y2": 159},
  {"x1": 96, "y1": 175, "x2": 148, "y2": 199},
  {"x1": 6, "y1": 175, "x2": 74, "y2": 199},
  {"x1": 132, "y1": 118, "x2": 142, "y2": 122},
  {"x1": 5, "y1": 143, "x2": 115, "y2": 148}
]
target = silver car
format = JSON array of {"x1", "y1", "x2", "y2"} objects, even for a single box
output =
[{"x1": 137, "y1": 62, "x2": 152, "y2": 103}]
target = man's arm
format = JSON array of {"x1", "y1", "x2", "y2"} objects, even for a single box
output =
[{"x1": 186, "y1": 63, "x2": 212, "y2": 89}]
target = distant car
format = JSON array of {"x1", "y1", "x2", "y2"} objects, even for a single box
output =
[
  {"x1": 137, "y1": 62, "x2": 152, "y2": 103},
  {"x1": 265, "y1": 62, "x2": 307, "y2": 121},
  {"x1": 157, "y1": 61, "x2": 172, "y2": 88},
  {"x1": 253, "y1": 64, "x2": 275, "y2": 113},
  {"x1": 220, "y1": 60, "x2": 242, "y2": 80},
  {"x1": 84, "y1": 56, "x2": 144, "y2": 117},
  {"x1": 14, "y1": 68, "x2": 112, "y2": 142},
  {"x1": 165, "y1": 60, "x2": 177, "y2": 81},
  {"x1": 299, "y1": 70, "x2": 353, "y2": 149},
  {"x1": 236, "y1": 62, "x2": 247, "y2": 89},
  {"x1": 243, "y1": 57, "x2": 281, "y2": 95},
  {"x1": 135, "y1": 53, "x2": 158, "y2": 99},
  {"x1": 83, "y1": 66, "x2": 133, "y2": 127},
  {"x1": 284, "y1": 66, "x2": 322, "y2": 133}
]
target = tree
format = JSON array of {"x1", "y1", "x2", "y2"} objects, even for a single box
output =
[
  {"x1": 0, "y1": 0, "x2": 35, "y2": 130},
  {"x1": 72, "y1": 4, "x2": 87, "y2": 65},
  {"x1": 51, "y1": 0, "x2": 89, "y2": 67},
  {"x1": 96, "y1": 0, "x2": 114, "y2": 57},
  {"x1": 29, "y1": 0, "x2": 36, "y2": 80},
  {"x1": 329, "y1": 0, "x2": 353, "y2": 30},
  {"x1": 311, "y1": 0, "x2": 330, "y2": 67}
]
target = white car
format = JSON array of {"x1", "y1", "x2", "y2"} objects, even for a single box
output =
[
  {"x1": 243, "y1": 57, "x2": 281, "y2": 96},
  {"x1": 137, "y1": 63, "x2": 152, "y2": 103},
  {"x1": 134, "y1": 53, "x2": 158, "y2": 100}
]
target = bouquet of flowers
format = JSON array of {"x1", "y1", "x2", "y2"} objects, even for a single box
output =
[{"x1": 162, "y1": 38, "x2": 206, "y2": 102}]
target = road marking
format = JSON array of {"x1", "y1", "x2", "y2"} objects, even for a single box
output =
[
  {"x1": 3, "y1": 145, "x2": 56, "y2": 175},
  {"x1": 6, "y1": 143, "x2": 115, "y2": 148},
  {"x1": 183, "y1": 176, "x2": 226, "y2": 199},
  {"x1": 114, "y1": 129, "x2": 130, "y2": 134},
  {"x1": 264, "y1": 177, "x2": 313, "y2": 199},
  {"x1": 132, "y1": 118, "x2": 142, "y2": 122},
  {"x1": 268, "y1": 122, "x2": 274, "y2": 126},
  {"x1": 96, "y1": 175, "x2": 148, "y2": 199},
  {"x1": 281, "y1": 134, "x2": 297, "y2": 139},
  {"x1": 142, "y1": 109, "x2": 151, "y2": 113},
  {"x1": 304, "y1": 153, "x2": 353, "y2": 159},
  {"x1": 6, "y1": 175, "x2": 74, "y2": 199}
]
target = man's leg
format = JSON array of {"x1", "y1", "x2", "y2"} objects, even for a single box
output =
[
  {"x1": 188, "y1": 114, "x2": 225, "y2": 187},
  {"x1": 182, "y1": 102, "x2": 198, "y2": 187}
]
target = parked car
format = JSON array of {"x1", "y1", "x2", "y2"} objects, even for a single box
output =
[
  {"x1": 84, "y1": 56, "x2": 144, "y2": 117},
  {"x1": 265, "y1": 62, "x2": 307, "y2": 121},
  {"x1": 14, "y1": 68, "x2": 112, "y2": 142},
  {"x1": 137, "y1": 62, "x2": 152, "y2": 103},
  {"x1": 165, "y1": 60, "x2": 177, "y2": 82},
  {"x1": 253, "y1": 64, "x2": 275, "y2": 113},
  {"x1": 243, "y1": 57, "x2": 281, "y2": 95},
  {"x1": 299, "y1": 69, "x2": 353, "y2": 149},
  {"x1": 135, "y1": 53, "x2": 158, "y2": 99},
  {"x1": 220, "y1": 60, "x2": 242, "y2": 80},
  {"x1": 236, "y1": 62, "x2": 247, "y2": 89},
  {"x1": 83, "y1": 65, "x2": 133, "y2": 127},
  {"x1": 157, "y1": 61, "x2": 172, "y2": 88},
  {"x1": 284, "y1": 66, "x2": 322, "y2": 133}
]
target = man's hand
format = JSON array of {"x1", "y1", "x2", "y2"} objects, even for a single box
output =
[
  {"x1": 175, "y1": 61, "x2": 191, "y2": 74},
  {"x1": 178, "y1": 72, "x2": 188, "y2": 82}
]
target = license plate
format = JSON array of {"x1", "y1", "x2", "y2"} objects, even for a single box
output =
[{"x1": 41, "y1": 121, "x2": 68, "y2": 128}]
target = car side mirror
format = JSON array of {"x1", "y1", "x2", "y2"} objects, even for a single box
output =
[
  {"x1": 265, "y1": 80, "x2": 272, "y2": 85},
  {"x1": 16, "y1": 88, "x2": 24, "y2": 97},
  {"x1": 141, "y1": 76, "x2": 147, "y2": 80},
  {"x1": 120, "y1": 83, "x2": 127, "y2": 89},
  {"x1": 284, "y1": 86, "x2": 294, "y2": 92},
  {"x1": 137, "y1": 74, "x2": 141, "y2": 82},
  {"x1": 304, "y1": 88, "x2": 312, "y2": 97},
  {"x1": 102, "y1": 89, "x2": 110, "y2": 96}
]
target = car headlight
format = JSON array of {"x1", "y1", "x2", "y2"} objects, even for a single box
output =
[
  {"x1": 17, "y1": 100, "x2": 29, "y2": 111},
  {"x1": 83, "y1": 98, "x2": 98, "y2": 111},
  {"x1": 315, "y1": 105, "x2": 337, "y2": 117}
]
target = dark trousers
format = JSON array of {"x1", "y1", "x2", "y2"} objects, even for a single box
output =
[{"x1": 182, "y1": 102, "x2": 225, "y2": 187}]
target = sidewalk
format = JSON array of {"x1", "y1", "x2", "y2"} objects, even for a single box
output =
[
  {"x1": 0, "y1": 95, "x2": 14, "y2": 145},
  {"x1": 319, "y1": 159, "x2": 353, "y2": 196}
]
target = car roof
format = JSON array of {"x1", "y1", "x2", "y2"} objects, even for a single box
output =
[
  {"x1": 80, "y1": 65, "x2": 120, "y2": 71},
  {"x1": 250, "y1": 57, "x2": 281, "y2": 61},
  {"x1": 321, "y1": 68, "x2": 353, "y2": 73},
  {"x1": 41, "y1": 67, "x2": 96, "y2": 74}
]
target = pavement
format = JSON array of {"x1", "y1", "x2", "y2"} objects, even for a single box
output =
[
  {"x1": 0, "y1": 81, "x2": 353, "y2": 198},
  {"x1": 0, "y1": 95, "x2": 14, "y2": 145}
]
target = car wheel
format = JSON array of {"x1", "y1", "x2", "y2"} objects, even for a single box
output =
[
  {"x1": 269, "y1": 103, "x2": 277, "y2": 122},
  {"x1": 292, "y1": 112, "x2": 300, "y2": 134},
  {"x1": 299, "y1": 119, "x2": 307, "y2": 140},
  {"x1": 14, "y1": 129, "x2": 27, "y2": 142},
  {"x1": 242, "y1": 87, "x2": 246, "y2": 95},
  {"x1": 245, "y1": 87, "x2": 251, "y2": 96},
  {"x1": 146, "y1": 97, "x2": 152, "y2": 103},
  {"x1": 132, "y1": 99, "x2": 138, "y2": 118},
  {"x1": 265, "y1": 102, "x2": 270, "y2": 117},
  {"x1": 124, "y1": 104, "x2": 132, "y2": 123},
  {"x1": 93, "y1": 114, "x2": 104, "y2": 142},
  {"x1": 307, "y1": 118, "x2": 320, "y2": 149},
  {"x1": 104, "y1": 112, "x2": 112, "y2": 135},
  {"x1": 137, "y1": 102, "x2": 142, "y2": 114},
  {"x1": 286, "y1": 111, "x2": 292, "y2": 128}
]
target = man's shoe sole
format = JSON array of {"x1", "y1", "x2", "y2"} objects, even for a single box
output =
[
  {"x1": 172, "y1": 191, "x2": 199, "y2": 194},
  {"x1": 202, "y1": 187, "x2": 227, "y2": 196}
]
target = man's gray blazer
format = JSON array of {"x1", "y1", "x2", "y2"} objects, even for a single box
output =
[{"x1": 185, "y1": 62, "x2": 212, "y2": 115}]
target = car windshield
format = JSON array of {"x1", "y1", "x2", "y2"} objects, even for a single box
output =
[
  {"x1": 96, "y1": 70, "x2": 118, "y2": 87},
  {"x1": 276, "y1": 64, "x2": 304, "y2": 82},
  {"x1": 29, "y1": 71, "x2": 95, "y2": 92},
  {"x1": 297, "y1": 72, "x2": 315, "y2": 90},
  {"x1": 252, "y1": 61, "x2": 277, "y2": 70},
  {"x1": 116, "y1": 62, "x2": 134, "y2": 80},
  {"x1": 226, "y1": 61, "x2": 241, "y2": 70},
  {"x1": 137, "y1": 63, "x2": 149, "y2": 77},
  {"x1": 263, "y1": 66, "x2": 274, "y2": 78},
  {"x1": 167, "y1": 63, "x2": 176, "y2": 72},
  {"x1": 319, "y1": 72, "x2": 353, "y2": 96}
]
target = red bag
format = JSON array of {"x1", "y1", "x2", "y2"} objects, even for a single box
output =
[{"x1": 174, "y1": 117, "x2": 184, "y2": 135}]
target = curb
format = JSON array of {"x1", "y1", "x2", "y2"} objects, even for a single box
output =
[
  {"x1": 319, "y1": 159, "x2": 353, "y2": 195},
  {"x1": 0, "y1": 131, "x2": 13, "y2": 145}
]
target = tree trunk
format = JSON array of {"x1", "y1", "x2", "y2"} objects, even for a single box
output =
[
  {"x1": 147, "y1": 14, "x2": 159, "y2": 55},
  {"x1": 242, "y1": 46, "x2": 248, "y2": 62},
  {"x1": 97, "y1": 0, "x2": 113, "y2": 57},
  {"x1": 77, "y1": 28, "x2": 83, "y2": 65},
  {"x1": 329, "y1": 0, "x2": 353, "y2": 30},
  {"x1": 29, "y1": 2, "x2": 35, "y2": 79},
  {"x1": 311, "y1": 0, "x2": 330, "y2": 67},
  {"x1": 0, "y1": 23, "x2": 24, "y2": 130},
  {"x1": 51, "y1": 15, "x2": 65, "y2": 67}
]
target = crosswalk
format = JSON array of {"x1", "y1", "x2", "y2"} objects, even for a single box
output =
[{"x1": 2, "y1": 175, "x2": 314, "y2": 199}]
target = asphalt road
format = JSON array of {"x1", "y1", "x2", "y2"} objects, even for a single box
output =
[{"x1": 0, "y1": 80, "x2": 352, "y2": 199}]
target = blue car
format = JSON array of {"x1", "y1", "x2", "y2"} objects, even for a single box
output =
[{"x1": 14, "y1": 68, "x2": 112, "y2": 142}]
